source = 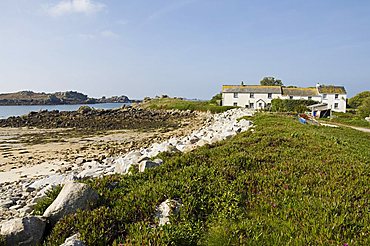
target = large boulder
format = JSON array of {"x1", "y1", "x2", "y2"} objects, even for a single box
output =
[
  {"x1": 0, "y1": 216, "x2": 46, "y2": 246},
  {"x1": 43, "y1": 182, "x2": 99, "y2": 225},
  {"x1": 138, "y1": 159, "x2": 163, "y2": 172}
]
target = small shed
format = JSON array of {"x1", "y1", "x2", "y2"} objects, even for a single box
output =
[{"x1": 307, "y1": 103, "x2": 331, "y2": 118}]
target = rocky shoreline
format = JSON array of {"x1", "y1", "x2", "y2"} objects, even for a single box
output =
[
  {"x1": 0, "y1": 108, "x2": 253, "y2": 245},
  {"x1": 0, "y1": 106, "x2": 193, "y2": 130},
  {"x1": 0, "y1": 91, "x2": 130, "y2": 106}
]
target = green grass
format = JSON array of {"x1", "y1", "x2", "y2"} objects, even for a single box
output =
[
  {"x1": 33, "y1": 185, "x2": 63, "y2": 215},
  {"x1": 141, "y1": 98, "x2": 235, "y2": 113},
  {"x1": 322, "y1": 111, "x2": 370, "y2": 129},
  {"x1": 44, "y1": 114, "x2": 370, "y2": 245}
]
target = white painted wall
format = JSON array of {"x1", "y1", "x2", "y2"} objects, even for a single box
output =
[
  {"x1": 223, "y1": 92, "x2": 346, "y2": 112},
  {"x1": 321, "y1": 93, "x2": 347, "y2": 113},
  {"x1": 222, "y1": 92, "x2": 280, "y2": 109}
]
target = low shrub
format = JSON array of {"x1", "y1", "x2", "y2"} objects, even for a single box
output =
[
  {"x1": 141, "y1": 98, "x2": 235, "y2": 113},
  {"x1": 33, "y1": 185, "x2": 63, "y2": 215},
  {"x1": 44, "y1": 115, "x2": 370, "y2": 245},
  {"x1": 271, "y1": 98, "x2": 316, "y2": 113}
]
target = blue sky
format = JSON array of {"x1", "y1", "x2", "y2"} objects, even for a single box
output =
[{"x1": 0, "y1": 0, "x2": 369, "y2": 99}]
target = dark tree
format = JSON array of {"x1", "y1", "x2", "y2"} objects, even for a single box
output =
[{"x1": 260, "y1": 77, "x2": 283, "y2": 86}]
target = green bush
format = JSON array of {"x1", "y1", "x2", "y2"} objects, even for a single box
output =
[
  {"x1": 44, "y1": 115, "x2": 370, "y2": 245},
  {"x1": 142, "y1": 98, "x2": 235, "y2": 113},
  {"x1": 271, "y1": 98, "x2": 316, "y2": 113},
  {"x1": 33, "y1": 185, "x2": 62, "y2": 215},
  {"x1": 348, "y1": 91, "x2": 370, "y2": 108},
  {"x1": 357, "y1": 97, "x2": 370, "y2": 118}
]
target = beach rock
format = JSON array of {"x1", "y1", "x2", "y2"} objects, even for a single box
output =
[
  {"x1": 155, "y1": 199, "x2": 182, "y2": 226},
  {"x1": 43, "y1": 182, "x2": 98, "y2": 225},
  {"x1": 0, "y1": 216, "x2": 46, "y2": 246},
  {"x1": 114, "y1": 151, "x2": 142, "y2": 174},
  {"x1": 138, "y1": 159, "x2": 163, "y2": 172},
  {"x1": 77, "y1": 168, "x2": 104, "y2": 179},
  {"x1": 60, "y1": 233, "x2": 85, "y2": 246},
  {"x1": 0, "y1": 200, "x2": 14, "y2": 209}
]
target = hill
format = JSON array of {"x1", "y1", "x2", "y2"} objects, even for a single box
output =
[{"x1": 0, "y1": 91, "x2": 130, "y2": 105}]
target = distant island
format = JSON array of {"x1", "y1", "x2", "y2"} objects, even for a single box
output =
[{"x1": 0, "y1": 91, "x2": 132, "y2": 106}]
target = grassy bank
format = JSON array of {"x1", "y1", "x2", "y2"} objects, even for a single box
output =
[
  {"x1": 321, "y1": 112, "x2": 370, "y2": 129},
  {"x1": 141, "y1": 98, "x2": 235, "y2": 113},
  {"x1": 44, "y1": 114, "x2": 370, "y2": 245}
]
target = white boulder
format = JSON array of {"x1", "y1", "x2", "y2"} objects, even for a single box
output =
[
  {"x1": 138, "y1": 159, "x2": 163, "y2": 172},
  {"x1": 43, "y1": 182, "x2": 98, "y2": 225},
  {"x1": 0, "y1": 216, "x2": 46, "y2": 246}
]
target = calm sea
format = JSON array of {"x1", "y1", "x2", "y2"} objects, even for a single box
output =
[{"x1": 0, "y1": 103, "x2": 129, "y2": 119}]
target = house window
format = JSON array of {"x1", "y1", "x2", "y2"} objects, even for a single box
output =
[
  {"x1": 250, "y1": 93, "x2": 254, "y2": 98},
  {"x1": 268, "y1": 93, "x2": 272, "y2": 99},
  {"x1": 335, "y1": 94, "x2": 339, "y2": 99},
  {"x1": 245, "y1": 105, "x2": 249, "y2": 108},
  {"x1": 334, "y1": 103, "x2": 338, "y2": 109},
  {"x1": 233, "y1": 102, "x2": 237, "y2": 107},
  {"x1": 250, "y1": 103, "x2": 254, "y2": 109},
  {"x1": 267, "y1": 103, "x2": 271, "y2": 107},
  {"x1": 289, "y1": 96, "x2": 293, "y2": 100},
  {"x1": 308, "y1": 96, "x2": 312, "y2": 100},
  {"x1": 259, "y1": 103, "x2": 263, "y2": 108},
  {"x1": 233, "y1": 92, "x2": 238, "y2": 98},
  {"x1": 323, "y1": 94, "x2": 327, "y2": 99}
]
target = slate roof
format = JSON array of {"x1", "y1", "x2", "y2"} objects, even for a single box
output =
[
  {"x1": 222, "y1": 85, "x2": 282, "y2": 94},
  {"x1": 318, "y1": 86, "x2": 346, "y2": 94},
  {"x1": 282, "y1": 88, "x2": 319, "y2": 97}
]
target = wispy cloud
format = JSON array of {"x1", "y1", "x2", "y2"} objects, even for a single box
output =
[
  {"x1": 78, "y1": 30, "x2": 120, "y2": 40},
  {"x1": 47, "y1": 0, "x2": 105, "y2": 17},
  {"x1": 100, "y1": 30, "x2": 120, "y2": 39}
]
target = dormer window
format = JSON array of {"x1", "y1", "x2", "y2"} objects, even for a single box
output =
[
  {"x1": 233, "y1": 92, "x2": 238, "y2": 98},
  {"x1": 335, "y1": 94, "x2": 339, "y2": 99},
  {"x1": 323, "y1": 94, "x2": 327, "y2": 99},
  {"x1": 250, "y1": 93, "x2": 254, "y2": 98},
  {"x1": 268, "y1": 93, "x2": 272, "y2": 99}
]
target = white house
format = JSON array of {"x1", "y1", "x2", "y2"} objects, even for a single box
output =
[{"x1": 222, "y1": 83, "x2": 347, "y2": 113}]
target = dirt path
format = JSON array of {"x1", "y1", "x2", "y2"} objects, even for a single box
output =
[{"x1": 319, "y1": 121, "x2": 370, "y2": 133}]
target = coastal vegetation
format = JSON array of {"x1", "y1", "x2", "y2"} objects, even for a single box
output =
[
  {"x1": 33, "y1": 185, "x2": 63, "y2": 216},
  {"x1": 322, "y1": 111, "x2": 370, "y2": 129},
  {"x1": 141, "y1": 97, "x2": 235, "y2": 113},
  {"x1": 43, "y1": 114, "x2": 370, "y2": 245},
  {"x1": 270, "y1": 98, "x2": 316, "y2": 113},
  {"x1": 348, "y1": 91, "x2": 370, "y2": 109}
]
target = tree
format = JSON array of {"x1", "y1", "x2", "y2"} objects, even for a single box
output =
[
  {"x1": 357, "y1": 97, "x2": 370, "y2": 118},
  {"x1": 210, "y1": 93, "x2": 222, "y2": 105},
  {"x1": 260, "y1": 77, "x2": 283, "y2": 86},
  {"x1": 348, "y1": 91, "x2": 370, "y2": 108}
]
